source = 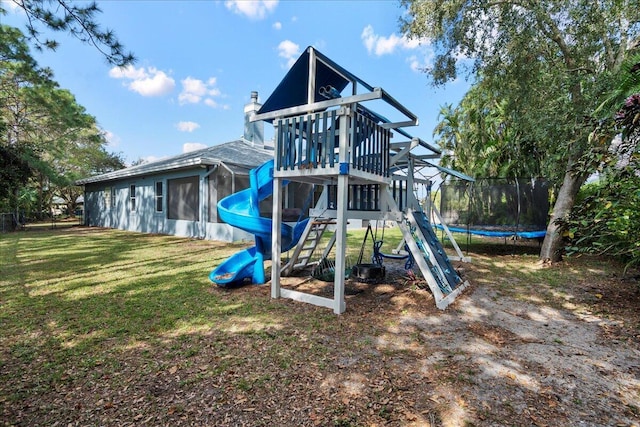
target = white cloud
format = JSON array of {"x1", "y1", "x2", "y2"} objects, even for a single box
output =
[
  {"x1": 204, "y1": 98, "x2": 218, "y2": 108},
  {"x1": 273, "y1": 21, "x2": 282, "y2": 30},
  {"x1": 108, "y1": 65, "x2": 146, "y2": 80},
  {"x1": 102, "y1": 130, "x2": 121, "y2": 148},
  {"x1": 225, "y1": 0, "x2": 277, "y2": 20},
  {"x1": 179, "y1": 76, "x2": 222, "y2": 107},
  {"x1": 109, "y1": 65, "x2": 175, "y2": 96},
  {"x1": 406, "y1": 53, "x2": 434, "y2": 73},
  {"x1": 408, "y1": 55, "x2": 422, "y2": 72},
  {"x1": 183, "y1": 142, "x2": 208, "y2": 153},
  {"x1": 361, "y1": 25, "x2": 423, "y2": 56},
  {"x1": 278, "y1": 40, "x2": 299, "y2": 58},
  {"x1": 176, "y1": 121, "x2": 200, "y2": 132},
  {"x1": 278, "y1": 40, "x2": 300, "y2": 68},
  {"x1": 129, "y1": 72, "x2": 175, "y2": 97}
]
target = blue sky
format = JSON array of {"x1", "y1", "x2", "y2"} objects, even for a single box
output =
[{"x1": 3, "y1": 0, "x2": 471, "y2": 165}]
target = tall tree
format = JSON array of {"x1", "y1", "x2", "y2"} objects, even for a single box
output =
[
  {"x1": 0, "y1": 144, "x2": 32, "y2": 210},
  {"x1": 51, "y1": 129, "x2": 125, "y2": 216},
  {"x1": 434, "y1": 81, "x2": 545, "y2": 179},
  {"x1": 1, "y1": 25, "x2": 124, "y2": 220},
  {"x1": 433, "y1": 104, "x2": 464, "y2": 170},
  {"x1": 0, "y1": 24, "x2": 51, "y2": 216},
  {"x1": 401, "y1": 0, "x2": 640, "y2": 262},
  {"x1": 1, "y1": 0, "x2": 134, "y2": 66},
  {"x1": 563, "y1": 53, "x2": 640, "y2": 269}
]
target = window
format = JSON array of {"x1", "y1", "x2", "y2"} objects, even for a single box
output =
[
  {"x1": 155, "y1": 181, "x2": 163, "y2": 212},
  {"x1": 111, "y1": 187, "x2": 116, "y2": 208},
  {"x1": 167, "y1": 176, "x2": 199, "y2": 221},
  {"x1": 104, "y1": 187, "x2": 111, "y2": 207},
  {"x1": 129, "y1": 184, "x2": 136, "y2": 211}
]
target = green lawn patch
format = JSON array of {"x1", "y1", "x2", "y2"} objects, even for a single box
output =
[{"x1": 1, "y1": 225, "x2": 637, "y2": 426}]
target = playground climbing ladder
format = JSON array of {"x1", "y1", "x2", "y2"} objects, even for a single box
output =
[{"x1": 282, "y1": 219, "x2": 335, "y2": 275}]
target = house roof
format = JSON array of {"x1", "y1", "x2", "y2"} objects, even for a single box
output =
[{"x1": 76, "y1": 139, "x2": 274, "y2": 185}]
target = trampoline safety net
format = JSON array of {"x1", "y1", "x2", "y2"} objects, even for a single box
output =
[{"x1": 439, "y1": 178, "x2": 549, "y2": 236}]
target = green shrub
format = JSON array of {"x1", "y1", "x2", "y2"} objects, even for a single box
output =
[{"x1": 564, "y1": 167, "x2": 640, "y2": 271}]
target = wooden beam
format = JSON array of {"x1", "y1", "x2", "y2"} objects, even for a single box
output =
[
  {"x1": 252, "y1": 91, "x2": 383, "y2": 122},
  {"x1": 271, "y1": 177, "x2": 284, "y2": 299}
]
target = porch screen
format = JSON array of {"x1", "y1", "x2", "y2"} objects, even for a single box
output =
[{"x1": 167, "y1": 176, "x2": 199, "y2": 221}]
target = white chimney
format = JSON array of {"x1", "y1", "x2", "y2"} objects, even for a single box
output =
[{"x1": 243, "y1": 91, "x2": 264, "y2": 146}]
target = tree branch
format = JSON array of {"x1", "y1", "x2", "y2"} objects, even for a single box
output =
[{"x1": 10, "y1": 0, "x2": 135, "y2": 66}]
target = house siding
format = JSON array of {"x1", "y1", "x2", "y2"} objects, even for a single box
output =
[{"x1": 83, "y1": 166, "x2": 256, "y2": 242}]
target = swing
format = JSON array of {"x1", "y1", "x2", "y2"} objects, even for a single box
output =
[
  {"x1": 351, "y1": 224, "x2": 386, "y2": 280},
  {"x1": 372, "y1": 220, "x2": 415, "y2": 270}
]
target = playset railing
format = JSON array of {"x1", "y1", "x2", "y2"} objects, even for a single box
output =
[
  {"x1": 274, "y1": 108, "x2": 390, "y2": 179},
  {"x1": 349, "y1": 109, "x2": 390, "y2": 177},
  {"x1": 326, "y1": 178, "x2": 411, "y2": 212}
]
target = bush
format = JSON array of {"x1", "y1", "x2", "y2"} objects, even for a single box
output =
[{"x1": 564, "y1": 167, "x2": 640, "y2": 271}]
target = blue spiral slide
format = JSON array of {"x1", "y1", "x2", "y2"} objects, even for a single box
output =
[{"x1": 209, "y1": 160, "x2": 309, "y2": 286}]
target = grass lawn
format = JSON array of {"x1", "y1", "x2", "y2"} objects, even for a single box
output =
[{"x1": 1, "y1": 225, "x2": 639, "y2": 426}]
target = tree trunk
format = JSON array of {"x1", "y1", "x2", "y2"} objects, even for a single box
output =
[
  {"x1": 539, "y1": 162, "x2": 587, "y2": 262},
  {"x1": 66, "y1": 199, "x2": 78, "y2": 218},
  {"x1": 38, "y1": 173, "x2": 45, "y2": 220},
  {"x1": 13, "y1": 187, "x2": 20, "y2": 231}
]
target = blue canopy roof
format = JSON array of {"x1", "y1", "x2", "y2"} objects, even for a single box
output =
[
  {"x1": 258, "y1": 46, "x2": 375, "y2": 115},
  {"x1": 425, "y1": 160, "x2": 475, "y2": 182}
]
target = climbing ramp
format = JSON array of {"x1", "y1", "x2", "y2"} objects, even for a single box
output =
[{"x1": 397, "y1": 207, "x2": 470, "y2": 309}]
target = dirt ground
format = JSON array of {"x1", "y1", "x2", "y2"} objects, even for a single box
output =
[{"x1": 275, "y1": 252, "x2": 640, "y2": 427}]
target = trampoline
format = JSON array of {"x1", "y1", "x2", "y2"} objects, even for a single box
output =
[
  {"x1": 435, "y1": 224, "x2": 546, "y2": 239},
  {"x1": 437, "y1": 177, "x2": 549, "y2": 241}
]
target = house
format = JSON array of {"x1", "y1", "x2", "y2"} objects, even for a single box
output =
[{"x1": 76, "y1": 92, "x2": 311, "y2": 242}]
